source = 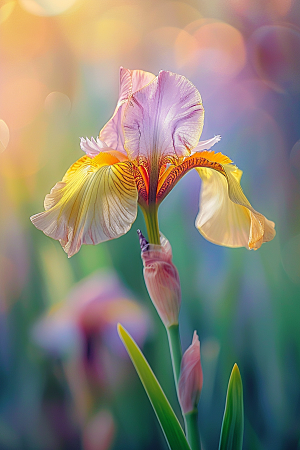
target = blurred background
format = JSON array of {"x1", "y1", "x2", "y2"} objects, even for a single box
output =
[{"x1": 1, "y1": 0, "x2": 300, "y2": 448}]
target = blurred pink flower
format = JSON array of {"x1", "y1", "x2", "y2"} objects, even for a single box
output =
[
  {"x1": 139, "y1": 231, "x2": 181, "y2": 327},
  {"x1": 33, "y1": 269, "x2": 151, "y2": 437},
  {"x1": 178, "y1": 331, "x2": 203, "y2": 414},
  {"x1": 31, "y1": 67, "x2": 275, "y2": 255},
  {"x1": 33, "y1": 269, "x2": 151, "y2": 377}
]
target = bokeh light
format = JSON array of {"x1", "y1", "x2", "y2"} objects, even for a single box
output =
[
  {"x1": 60, "y1": 6, "x2": 142, "y2": 63},
  {"x1": 150, "y1": 1, "x2": 202, "y2": 29},
  {"x1": 44, "y1": 92, "x2": 72, "y2": 116},
  {"x1": 228, "y1": 0, "x2": 294, "y2": 20},
  {"x1": 193, "y1": 21, "x2": 246, "y2": 76},
  {"x1": 19, "y1": 0, "x2": 79, "y2": 16},
  {"x1": 250, "y1": 25, "x2": 300, "y2": 93},
  {"x1": 0, "y1": 0, "x2": 16, "y2": 23}
]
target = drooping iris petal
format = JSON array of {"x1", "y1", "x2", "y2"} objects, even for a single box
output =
[
  {"x1": 123, "y1": 70, "x2": 204, "y2": 163},
  {"x1": 31, "y1": 153, "x2": 138, "y2": 257},
  {"x1": 195, "y1": 152, "x2": 275, "y2": 249},
  {"x1": 100, "y1": 67, "x2": 155, "y2": 153}
]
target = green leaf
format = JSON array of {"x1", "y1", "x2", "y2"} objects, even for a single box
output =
[
  {"x1": 219, "y1": 363, "x2": 244, "y2": 450},
  {"x1": 118, "y1": 324, "x2": 191, "y2": 450}
]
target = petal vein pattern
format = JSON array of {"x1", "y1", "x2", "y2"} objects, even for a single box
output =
[
  {"x1": 100, "y1": 68, "x2": 156, "y2": 154},
  {"x1": 195, "y1": 156, "x2": 275, "y2": 249},
  {"x1": 123, "y1": 71, "x2": 204, "y2": 163},
  {"x1": 31, "y1": 156, "x2": 138, "y2": 257},
  {"x1": 119, "y1": 67, "x2": 156, "y2": 103}
]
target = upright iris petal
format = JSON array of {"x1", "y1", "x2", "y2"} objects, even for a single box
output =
[
  {"x1": 100, "y1": 68, "x2": 156, "y2": 153},
  {"x1": 123, "y1": 71, "x2": 204, "y2": 163}
]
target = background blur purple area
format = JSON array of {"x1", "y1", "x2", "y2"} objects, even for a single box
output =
[{"x1": 0, "y1": 0, "x2": 300, "y2": 449}]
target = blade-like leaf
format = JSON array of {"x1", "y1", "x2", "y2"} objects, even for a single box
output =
[
  {"x1": 118, "y1": 324, "x2": 191, "y2": 450},
  {"x1": 219, "y1": 363, "x2": 244, "y2": 450}
]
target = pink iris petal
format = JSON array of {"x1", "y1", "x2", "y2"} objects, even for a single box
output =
[
  {"x1": 119, "y1": 67, "x2": 155, "y2": 103},
  {"x1": 100, "y1": 67, "x2": 155, "y2": 153},
  {"x1": 32, "y1": 270, "x2": 151, "y2": 358},
  {"x1": 194, "y1": 135, "x2": 221, "y2": 152},
  {"x1": 118, "y1": 67, "x2": 134, "y2": 104},
  {"x1": 80, "y1": 137, "x2": 108, "y2": 158},
  {"x1": 99, "y1": 103, "x2": 127, "y2": 153},
  {"x1": 123, "y1": 70, "x2": 204, "y2": 163}
]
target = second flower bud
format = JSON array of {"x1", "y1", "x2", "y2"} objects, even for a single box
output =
[{"x1": 138, "y1": 230, "x2": 181, "y2": 328}]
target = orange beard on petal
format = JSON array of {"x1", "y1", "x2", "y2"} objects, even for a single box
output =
[
  {"x1": 133, "y1": 165, "x2": 149, "y2": 205},
  {"x1": 156, "y1": 151, "x2": 227, "y2": 203}
]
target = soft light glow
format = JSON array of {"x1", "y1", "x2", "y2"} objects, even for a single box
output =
[
  {"x1": 146, "y1": 26, "x2": 183, "y2": 68},
  {"x1": 149, "y1": 1, "x2": 202, "y2": 29},
  {"x1": 250, "y1": 25, "x2": 300, "y2": 93},
  {"x1": 65, "y1": 17, "x2": 140, "y2": 61},
  {"x1": 0, "y1": 77, "x2": 47, "y2": 130},
  {"x1": 0, "y1": 119, "x2": 9, "y2": 153},
  {"x1": 0, "y1": 7, "x2": 48, "y2": 59},
  {"x1": 174, "y1": 29, "x2": 198, "y2": 70},
  {"x1": 19, "y1": 0, "x2": 79, "y2": 16},
  {"x1": 0, "y1": 1, "x2": 15, "y2": 23},
  {"x1": 228, "y1": 0, "x2": 294, "y2": 18},
  {"x1": 192, "y1": 21, "x2": 246, "y2": 76}
]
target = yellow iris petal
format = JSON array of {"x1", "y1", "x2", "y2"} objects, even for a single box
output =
[
  {"x1": 195, "y1": 152, "x2": 275, "y2": 250},
  {"x1": 31, "y1": 154, "x2": 138, "y2": 257}
]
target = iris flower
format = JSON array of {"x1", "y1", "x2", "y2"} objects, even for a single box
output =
[{"x1": 31, "y1": 68, "x2": 275, "y2": 256}]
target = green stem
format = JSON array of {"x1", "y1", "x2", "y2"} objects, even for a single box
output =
[
  {"x1": 142, "y1": 204, "x2": 160, "y2": 245},
  {"x1": 184, "y1": 410, "x2": 201, "y2": 450},
  {"x1": 167, "y1": 324, "x2": 182, "y2": 388},
  {"x1": 141, "y1": 202, "x2": 201, "y2": 449}
]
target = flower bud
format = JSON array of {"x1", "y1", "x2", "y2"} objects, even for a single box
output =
[
  {"x1": 178, "y1": 331, "x2": 203, "y2": 414},
  {"x1": 138, "y1": 230, "x2": 181, "y2": 328}
]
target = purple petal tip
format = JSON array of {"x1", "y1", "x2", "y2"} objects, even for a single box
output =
[{"x1": 137, "y1": 229, "x2": 149, "y2": 252}]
